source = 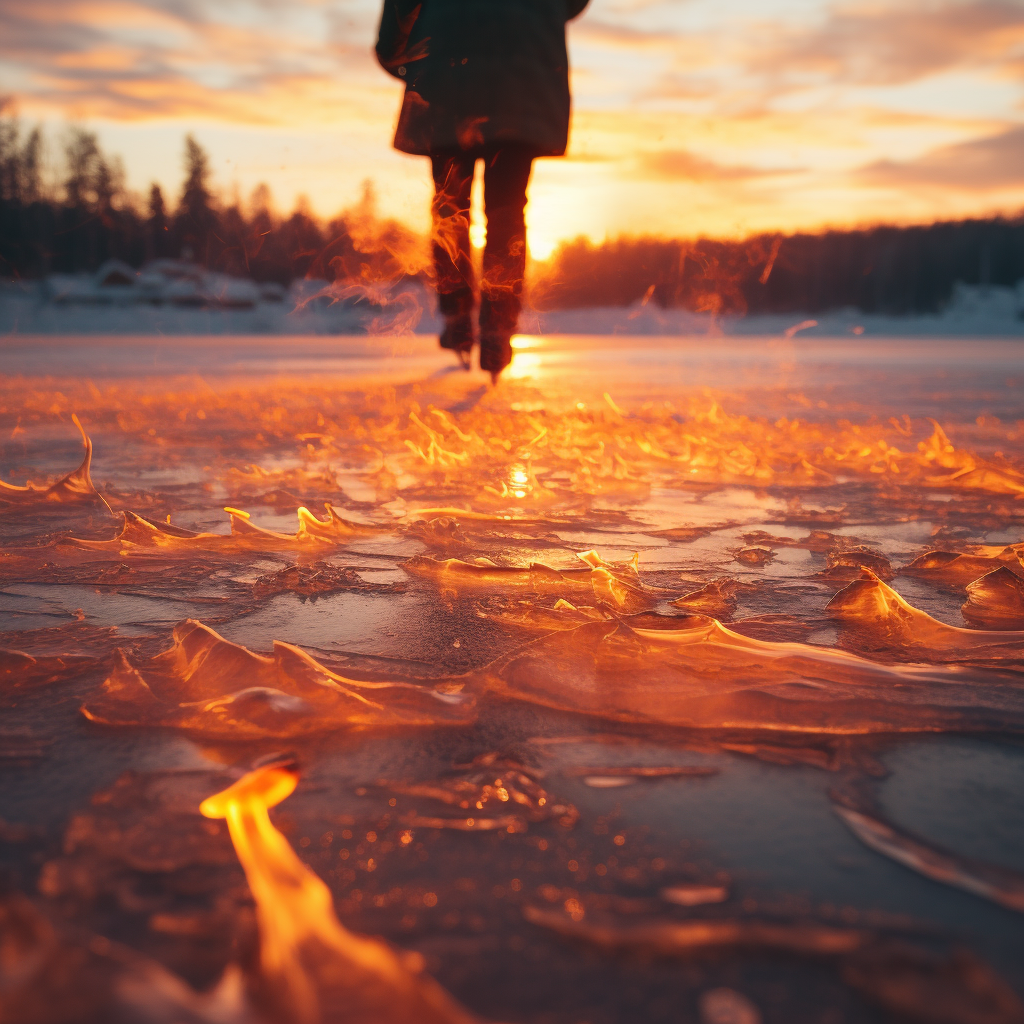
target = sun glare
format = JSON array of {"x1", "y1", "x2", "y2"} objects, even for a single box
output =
[{"x1": 510, "y1": 335, "x2": 540, "y2": 350}]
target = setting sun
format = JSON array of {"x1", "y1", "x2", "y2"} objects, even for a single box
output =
[{"x1": 2, "y1": 0, "x2": 1021, "y2": 246}]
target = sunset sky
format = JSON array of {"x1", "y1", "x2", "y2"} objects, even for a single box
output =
[{"x1": 2, "y1": 0, "x2": 1023, "y2": 257}]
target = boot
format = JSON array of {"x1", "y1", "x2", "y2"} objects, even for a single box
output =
[
  {"x1": 479, "y1": 330, "x2": 512, "y2": 383},
  {"x1": 439, "y1": 312, "x2": 474, "y2": 369}
]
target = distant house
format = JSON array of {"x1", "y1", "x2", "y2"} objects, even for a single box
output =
[
  {"x1": 138, "y1": 259, "x2": 209, "y2": 305},
  {"x1": 46, "y1": 258, "x2": 262, "y2": 309},
  {"x1": 47, "y1": 259, "x2": 140, "y2": 305},
  {"x1": 95, "y1": 260, "x2": 137, "y2": 289}
]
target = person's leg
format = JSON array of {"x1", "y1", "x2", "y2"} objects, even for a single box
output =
[
  {"x1": 480, "y1": 145, "x2": 535, "y2": 376},
  {"x1": 430, "y1": 152, "x2": 476, "y2": 356}
]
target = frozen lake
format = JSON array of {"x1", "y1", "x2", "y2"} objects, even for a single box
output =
[{"x1": 2, "y1": 332, "x2": 1024, "y2": 1024}]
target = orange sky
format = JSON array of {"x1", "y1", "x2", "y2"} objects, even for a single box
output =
[{"x1": 2, "y1": 0, "x2": 1024, "y2": 258}]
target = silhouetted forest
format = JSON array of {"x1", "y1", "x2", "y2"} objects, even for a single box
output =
[
  {"x1": 0, "y1": 108, "x2": 422, "y2": 287},
  {"x1": 531, "y1": 221, "x2": 1024, "y2": 315},
  {"x1": 2, "y1": 103, "x2": 1023, "y2": 314}
]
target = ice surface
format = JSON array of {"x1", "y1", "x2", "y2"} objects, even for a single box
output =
[
  {"x1": 827, "y1": 569, "x2": 1024, "y2": 659},
  {"x1": 82, "y1": 619, "x2": 475, "y2": 739},
  {"x1": 3, "y1": 332, "x2": 1024, "y2": 1023},
  {"x1": 483, "y1": 616, "x2": 1024, "y2": 733}
]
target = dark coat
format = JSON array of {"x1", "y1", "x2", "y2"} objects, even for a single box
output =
[{"x1": 376, "y1": 0, "x2": 589, "y2": 157}]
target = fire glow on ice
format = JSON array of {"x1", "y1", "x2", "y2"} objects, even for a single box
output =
[{"x1": 1, "y1": 334, "x2": 1024, "y2": 1024}]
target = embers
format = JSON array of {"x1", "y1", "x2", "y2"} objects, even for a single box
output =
[{"x1": 374, "y1": 753, "x2": 577, "y2": 832}]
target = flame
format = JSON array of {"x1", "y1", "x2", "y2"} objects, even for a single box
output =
[
  {"x1": 295, "y1": 184, "x2": 433, "y2": 337},
  {"x1": 13, "y1": 344, "x2": 1024, "y2": 1024},
  {"x1": 200, "y1": 762, "x2": 478, "y2": 1024}
]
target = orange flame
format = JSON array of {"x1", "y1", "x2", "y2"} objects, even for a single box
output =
[{"x1": 200, "y1": 761, "x2": 478, "y2": 1024}]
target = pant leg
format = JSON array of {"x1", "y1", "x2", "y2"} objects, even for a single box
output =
[
  {"x1": 430, "y1": 152, "x2": 476, "y2": 318},
  {"x1": 480, "y1": 145, "x2": 535, "y2": 335}
]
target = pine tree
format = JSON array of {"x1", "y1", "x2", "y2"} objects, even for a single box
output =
[
  {"x1": 176, "y1": 134, "x2": 216, "y2": 263},
  {"x1": 147, "y1": 183, "x2": 169, "y2": 260},
  {"x1": 63, "y1": 128, "x2": 101, "y2": 210},
  {"x1": 20, "y1": 127, "x2": 41, "y2": 204},
  {"x1": 0, "y1": 104, "x2": 19, "y2": 204}
]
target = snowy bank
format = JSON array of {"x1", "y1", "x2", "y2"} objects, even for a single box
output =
[{"x1": 2, "y1": 279, "x2": 1022, "y2": 338}]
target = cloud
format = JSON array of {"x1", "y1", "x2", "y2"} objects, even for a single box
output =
[
  {"x1": 3, "y1": 0, "x2": 1024, "y2": 240},
  {"x1": 856, "y1": 124, "x2": 1024, "y2": 190},
  {"x1": 745, "y1": 0, "x2": 1024, "y2": 88},
  {"x1": 5, "y1": 0, "x2": 1023, "y2": 127},
  {"x1": 636, "y1": 149, "x2": 801, "y2": 182},
  {"x1": 572, "y1": 18, "x2": 684, "y2": 50},
  {"x1": 0, "y1": 0, "x2": 378, "y2": 122}
]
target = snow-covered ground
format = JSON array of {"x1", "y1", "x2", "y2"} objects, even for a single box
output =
[
  {"x1": 523, "y1": 281, "x2": 1024, "y2": 338},
  {"x1": 2, "y1": 278, "x2": 1022, "y2": 337}
]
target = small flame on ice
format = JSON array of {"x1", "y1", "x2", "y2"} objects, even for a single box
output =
[{"x1": 200, "y1": 762, "x2": 477, "y2": 1024}]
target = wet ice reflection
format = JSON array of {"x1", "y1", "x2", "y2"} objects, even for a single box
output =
[{"x1": 3, "y1": 339, "x2": 1024, "y2": 1021}]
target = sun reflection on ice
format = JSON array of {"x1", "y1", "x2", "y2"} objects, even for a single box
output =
[
  {"x1": 509, "y1": 464, "x2": 530, "y2": 498},
  {"x1": 507, "y1": 336, "x2": 543, "y2": 379}
]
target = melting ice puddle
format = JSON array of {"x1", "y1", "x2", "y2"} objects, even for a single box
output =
[
  {"x1": 564, "y1": 737, "x2": 1024, "y2": 978},
  {"x1": 879, "y1": 739, "x2": 1024, "y2": 869},
  {"x1": 554, "y1": 531, "x2": 664, "y2": 549},
  {"x1": 644, "y1": 486, "x2": 786, "y2": 523},
  {"x1": 0, "y1": 584, "x2": 207, "y2": 630},
  {"x1": 219, "y1": 589, "x2": 443, "y2": 661},
  {"x1": 345, "y1": 537, "x2": 426, "y2": 558},
  {"x1": 888, "y1": 575, "x2": 974, "y2": 626},
  {"x1": 849, "y1": 520, "x2": 939, "y2": 557}
]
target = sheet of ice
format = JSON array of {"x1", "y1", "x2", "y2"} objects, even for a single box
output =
[{"x1": 3, "y1": 331, "x2": 1024, "y2": 1022}]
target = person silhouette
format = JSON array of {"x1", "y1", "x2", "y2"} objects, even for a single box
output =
[{"x1": 376, "y1": 0, "x2": 589, "y2": 381}]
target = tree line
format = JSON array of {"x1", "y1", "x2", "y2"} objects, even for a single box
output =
[
  {"x1": 530, "y1": 219, "x2": 1024, "y2": 316},
  {"x1": 0, "y1": 105, "x2": 421, "y2": 287},
  {"x1": 2, "y1": 102, "x2": 1023, "y2": 314}
]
